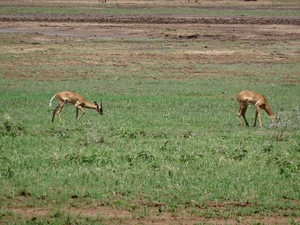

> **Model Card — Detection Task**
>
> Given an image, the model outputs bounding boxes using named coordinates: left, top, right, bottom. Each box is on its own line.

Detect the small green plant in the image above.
left=65, top=151, right=99, bottom=165
left=0, top=114, right=25, bottom=137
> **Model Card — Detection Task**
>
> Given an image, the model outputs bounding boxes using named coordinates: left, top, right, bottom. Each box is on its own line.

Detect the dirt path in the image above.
left=1, top=15, right=300, bottom=41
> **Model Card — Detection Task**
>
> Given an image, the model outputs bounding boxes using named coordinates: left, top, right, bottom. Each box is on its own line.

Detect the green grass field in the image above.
left=1, top=1, right=300, bottom=224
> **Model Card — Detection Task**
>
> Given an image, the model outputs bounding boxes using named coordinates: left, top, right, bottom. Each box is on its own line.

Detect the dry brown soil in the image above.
left=1, top=1, right=300, bottom=224
left=5, top=196, right=300, bottom=225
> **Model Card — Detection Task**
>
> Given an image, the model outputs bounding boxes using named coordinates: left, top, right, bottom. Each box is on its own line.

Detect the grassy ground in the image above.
left=1, top=1, right=300, bottom=224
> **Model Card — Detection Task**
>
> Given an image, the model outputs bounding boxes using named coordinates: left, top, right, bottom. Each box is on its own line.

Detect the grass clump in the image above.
left=0, top=114, right=25, bottom=137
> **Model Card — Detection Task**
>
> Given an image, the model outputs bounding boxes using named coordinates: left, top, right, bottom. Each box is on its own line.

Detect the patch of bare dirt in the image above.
left=1, top=14, right=300, bottom=25
left=1, top=16, right=300, bottom=43
left=7, top=201, right=300, bottom=225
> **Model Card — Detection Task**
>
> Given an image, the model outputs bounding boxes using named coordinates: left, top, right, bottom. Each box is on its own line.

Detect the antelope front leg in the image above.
left=237, top=114, right=243, bottom=126
left=237, top=107, right=244, bottom=126
left=75, top=106, right=85, bottom=121
left=258, top=112, right=262, bottom=128
left=255, top=103, right=264, bottom=127
left=255, top=107, right=262, bottom=128
left=254, top=110, right=258, bottom=127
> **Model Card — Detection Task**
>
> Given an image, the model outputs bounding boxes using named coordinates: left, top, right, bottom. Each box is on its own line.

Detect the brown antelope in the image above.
left=236, top=90, right=279, bottom=128
left=49, top=91, right=103, bottom=122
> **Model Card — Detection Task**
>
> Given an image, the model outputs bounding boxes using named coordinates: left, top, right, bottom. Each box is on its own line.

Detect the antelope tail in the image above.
left=49, top=94, right=56, bottom=107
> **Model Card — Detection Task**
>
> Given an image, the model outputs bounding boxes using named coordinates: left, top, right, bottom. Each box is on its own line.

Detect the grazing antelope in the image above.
left=49, top=91, right=103, bottom=122
left=236, top=90, right=279, bottom=128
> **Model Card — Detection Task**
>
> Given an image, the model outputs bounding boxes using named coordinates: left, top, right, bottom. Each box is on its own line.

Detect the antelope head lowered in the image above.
left=49, top=91, right=103, bottom=122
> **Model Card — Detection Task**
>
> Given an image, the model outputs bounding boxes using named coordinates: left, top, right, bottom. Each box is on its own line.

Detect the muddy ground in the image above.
left=1, top=14, right=300, bottom=41
left=1, top=1, right=300, bottom=224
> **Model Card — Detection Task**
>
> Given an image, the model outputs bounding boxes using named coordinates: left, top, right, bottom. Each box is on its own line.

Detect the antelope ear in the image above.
left=94, top=101, right=98, bottom=105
